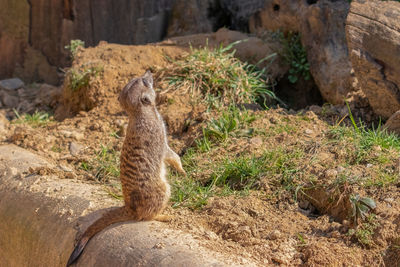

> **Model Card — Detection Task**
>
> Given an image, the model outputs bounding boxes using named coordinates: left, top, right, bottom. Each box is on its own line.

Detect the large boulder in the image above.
left=249, top=0, right=353, bottom=104
left=346, top=0, right=400, bottom=119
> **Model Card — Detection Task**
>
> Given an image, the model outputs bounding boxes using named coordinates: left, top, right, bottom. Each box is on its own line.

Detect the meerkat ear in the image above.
left=142, top=70, right=153, bottom=88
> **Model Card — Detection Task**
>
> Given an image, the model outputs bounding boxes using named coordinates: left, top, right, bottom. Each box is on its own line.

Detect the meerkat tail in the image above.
left=164, top=147, right=186, bottom=175
left=66, top=207, right=134, bottom=266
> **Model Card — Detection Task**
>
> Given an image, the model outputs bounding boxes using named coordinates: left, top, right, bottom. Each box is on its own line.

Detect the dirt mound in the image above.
left=55, top=42, right=187, bottom=120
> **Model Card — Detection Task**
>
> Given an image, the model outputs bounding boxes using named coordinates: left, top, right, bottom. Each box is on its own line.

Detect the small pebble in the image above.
left=304, top=129, right=314, bottom=135
left=268, top=229, right=282, bottom=240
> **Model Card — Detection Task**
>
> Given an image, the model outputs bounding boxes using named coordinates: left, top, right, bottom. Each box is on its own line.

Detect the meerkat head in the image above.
left=118, top=70, right=156, bottom=114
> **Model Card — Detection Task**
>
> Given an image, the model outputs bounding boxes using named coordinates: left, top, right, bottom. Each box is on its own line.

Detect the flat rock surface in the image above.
left=0, top=78, right=24, bottom=91
left=0, top=144, right=254, bottom=267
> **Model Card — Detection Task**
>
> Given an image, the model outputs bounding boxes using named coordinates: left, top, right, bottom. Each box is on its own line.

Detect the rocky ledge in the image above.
left=0, top=144, right=253, bottom=267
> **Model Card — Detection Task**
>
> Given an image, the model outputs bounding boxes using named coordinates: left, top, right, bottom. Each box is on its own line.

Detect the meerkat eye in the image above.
left=140, top=94, right=151, bottom=105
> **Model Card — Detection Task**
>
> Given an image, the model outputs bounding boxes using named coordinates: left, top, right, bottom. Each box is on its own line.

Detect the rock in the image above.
left=384, top=110, right=400, bottom=135
left=346, top=1, right=400, bottom=119
left=69, top=142, right=84, bottom=156
left=59, top=164, right=73, bottom=172
left=268, top=229, right=282, bottom=240
left=0, top=78, right=24, bottom=90
left=0, top=144, right=254, bottom=266
left=166, top=0, right=213, bottom=37
left=304, top=129, right=313, bottom=135
left=1, top=0, right=176, bottom=83
left=318, top=152, right=332, bottom=162
left=60, top=130, right=85, bottom=141
left=336, top=166, right=345, bottom=173
left=167, top=28, right=289, bottom=80
left=167, top=0, right=265, bottom=37
left=249, top=0, right=353, bottom=104
left=325, top=169, right=338, bottom=179
left=250, top=137, right=263, bottom=146
left=308, top=105, right=322, bottom=115
left=0, top=91, right=19, bottom=108
left=36, top=84, right=62, bottom=107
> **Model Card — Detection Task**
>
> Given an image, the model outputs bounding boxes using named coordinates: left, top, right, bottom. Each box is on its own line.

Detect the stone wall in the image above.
left=0, top=0, right=175, bottom=84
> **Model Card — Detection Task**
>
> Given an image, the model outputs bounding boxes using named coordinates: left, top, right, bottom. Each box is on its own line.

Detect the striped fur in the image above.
left=66, top=71, right=184, bottom=266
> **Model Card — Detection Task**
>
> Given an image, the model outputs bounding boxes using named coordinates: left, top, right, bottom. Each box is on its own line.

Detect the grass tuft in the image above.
left=67, top=66, right=103, bottom=91
left=13, top=110, right=53, bottom=128
left=162, top=41, right=279, bottom=107
left=81, top=145, right=120, bottom=183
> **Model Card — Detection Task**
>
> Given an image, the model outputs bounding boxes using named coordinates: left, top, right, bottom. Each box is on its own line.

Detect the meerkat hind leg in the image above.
left=165, top=147, right=186, bottom=175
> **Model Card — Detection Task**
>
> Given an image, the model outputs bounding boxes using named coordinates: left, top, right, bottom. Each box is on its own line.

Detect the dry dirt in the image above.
left=1, top=40, right=399, bottom=266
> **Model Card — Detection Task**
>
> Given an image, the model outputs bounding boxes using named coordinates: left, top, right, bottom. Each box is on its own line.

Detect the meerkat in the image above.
left=66, top=70, right=185, bottom=266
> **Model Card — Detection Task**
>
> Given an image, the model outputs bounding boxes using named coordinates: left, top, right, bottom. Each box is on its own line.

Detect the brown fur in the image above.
left=66, top=70, right=185, bottom=266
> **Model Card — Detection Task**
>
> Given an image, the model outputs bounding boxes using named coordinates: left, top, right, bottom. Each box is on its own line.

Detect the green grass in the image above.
left=81, top=145, right=120, bottom=183
left=65, top=39, right=85, bottom=59
left=162, top=41, right=279, bottom=108
left=325, top=105, right=400, bottom=189
left=348, top=214, right=379, bottom=247
left=170, top=145, right=305, bottom=209
left=170, top=102, right=399, bottom=211
left=13, top=110, right=53, bottom=128
left=67, top=66, right=103, bottom=91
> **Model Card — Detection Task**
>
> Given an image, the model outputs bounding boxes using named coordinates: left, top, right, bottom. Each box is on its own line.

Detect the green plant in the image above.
left=67, top=66, right=102, bottom=91
left=297, top=233, right=307, bottom=246
left=163, top=40, right=279, bottom=107
left=170, top=176, right=215, bottom=209
left=94, top=145, right=120, bottom=182
left=203, top=106, right=255, bottom=142
left=212, top=155, right=266, bottom=190
left=13, top=109, right=53, bottom=128
left=80, top=161, right=92, bottom=172
left=348, top=214, right=379, bottom=246
left=280, top=31, right=311, bottom=83
left=65, top=39, right=85, bottom=59
left=350, top=194, right=376, bottom=225
left=80, top=145, right=120, bottom=183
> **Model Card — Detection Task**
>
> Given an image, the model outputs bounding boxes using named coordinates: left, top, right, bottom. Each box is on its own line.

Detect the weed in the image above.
left=203, top=106, right=255, bottom=142
left=350, top=194, right=376, bottom=225
left=195, top=130, right=212, bottom=152
left=67, top=66, right=103, bottom=91
left=212, top=155, right=266, bottom=190
left=51, top=145, right=62, bottom=153
left=110, top=131, right=120, bottom=139
left=13, top=110, right=53, bottom=128
left=297, top=233, right=307, bottom=246
left=94, top=145, right=120, bottom=182
left=80, top=145, right=120, bottom=183
left=348, top=214, right=379, bottom=247
left=346, top=102, right=400, bottom=151
left=162, top=41, right=279, bottom=107
left=65, top=39, right=85, bottom=59
left=280, top=31, right=311, bottom=83
left=170, top=176, right=214, bottom=209
left=80, top=161, right=92, bottom=172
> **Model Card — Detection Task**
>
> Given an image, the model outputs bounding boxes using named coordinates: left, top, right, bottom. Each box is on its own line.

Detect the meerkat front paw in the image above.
left=165, top=147, right=186, bottom=176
